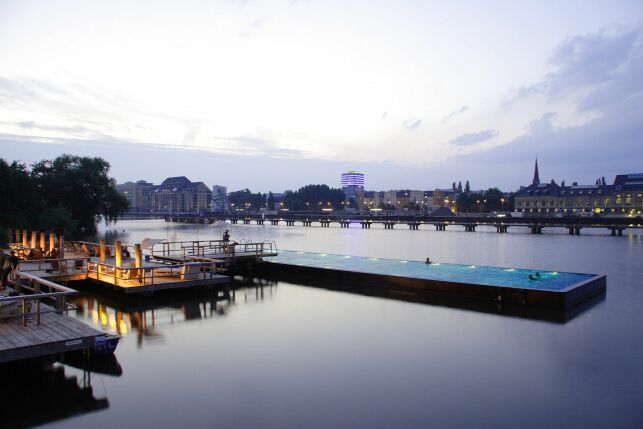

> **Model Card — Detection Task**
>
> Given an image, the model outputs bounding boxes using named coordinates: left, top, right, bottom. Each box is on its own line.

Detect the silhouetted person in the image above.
left=1, top=251, right=19, bottom=290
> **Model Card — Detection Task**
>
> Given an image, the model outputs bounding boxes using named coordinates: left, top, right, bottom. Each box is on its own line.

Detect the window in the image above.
left=616, top=194, right=622, bottom=205
left=625, top=194, right=632, bottom=205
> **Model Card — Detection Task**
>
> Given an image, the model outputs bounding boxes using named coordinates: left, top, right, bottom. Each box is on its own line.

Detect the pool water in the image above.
left=268, top=250, right=596, bottom=291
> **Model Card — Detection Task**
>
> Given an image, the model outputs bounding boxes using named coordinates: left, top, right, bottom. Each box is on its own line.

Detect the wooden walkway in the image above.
left=0, top=303, right=104, bottom=364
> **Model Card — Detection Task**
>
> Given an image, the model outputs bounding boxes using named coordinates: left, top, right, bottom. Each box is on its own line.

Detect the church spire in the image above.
left=532, top=158, right=540, bottom=185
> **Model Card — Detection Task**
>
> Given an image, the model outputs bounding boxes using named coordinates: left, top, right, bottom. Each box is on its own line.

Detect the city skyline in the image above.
left=1, top=1, right=642, bottom=191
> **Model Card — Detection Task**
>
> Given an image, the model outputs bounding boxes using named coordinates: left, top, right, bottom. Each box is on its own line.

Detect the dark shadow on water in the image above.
left=254, top=272, right=605, bottom=324
left=0, top=357, right=109, bottom=429
left=65, top=278, right=277, bottom=347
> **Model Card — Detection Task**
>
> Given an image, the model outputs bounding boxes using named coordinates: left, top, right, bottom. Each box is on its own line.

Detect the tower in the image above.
left=532, top=159, right=540, bottom=186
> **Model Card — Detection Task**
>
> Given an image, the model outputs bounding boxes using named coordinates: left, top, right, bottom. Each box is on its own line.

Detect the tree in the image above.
left=0, top=159, right=43, bottom=228
left=465, top=180, right=470, bottom=193
left=283, top=184, right=345, bottom=210
left=482, top=188, right=505, bottom=212
left=456, top=192, right=475, bottom=213
left=30, top=155, right=128, bottom=233
left=267, top=192, right=275, bottom=210
left=228, top=189, right=266, bottom=210
left=458, top=181, right=463, bottom=193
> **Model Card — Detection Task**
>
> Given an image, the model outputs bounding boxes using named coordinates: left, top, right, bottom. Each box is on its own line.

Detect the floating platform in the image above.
left=258, top=251, right=606, bottom=310
left=17, top=254, right=230, bottom=294
left=0, top=303, right=105, bottom=364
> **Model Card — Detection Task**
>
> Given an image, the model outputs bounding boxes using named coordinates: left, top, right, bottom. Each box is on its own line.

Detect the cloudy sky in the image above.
left=1, top=0, right=641, bottom=192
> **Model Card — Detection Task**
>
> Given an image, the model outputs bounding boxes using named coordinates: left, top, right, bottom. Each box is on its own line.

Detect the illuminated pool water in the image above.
left=267, top=250, right=596, bottom=291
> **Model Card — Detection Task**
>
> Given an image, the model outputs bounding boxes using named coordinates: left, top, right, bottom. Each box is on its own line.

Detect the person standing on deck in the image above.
left=1, top=250, right=19, bottom=290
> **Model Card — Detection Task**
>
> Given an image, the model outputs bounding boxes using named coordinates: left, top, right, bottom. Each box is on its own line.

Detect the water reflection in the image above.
left=69, top=278, right=278, bottom=347
left=0, top=359, right=109, bottom=429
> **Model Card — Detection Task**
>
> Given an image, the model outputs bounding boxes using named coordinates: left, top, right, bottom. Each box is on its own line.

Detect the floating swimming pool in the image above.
left=267, top=250, right=593, bottom=291
left=261, top=250, right=606, bottom=310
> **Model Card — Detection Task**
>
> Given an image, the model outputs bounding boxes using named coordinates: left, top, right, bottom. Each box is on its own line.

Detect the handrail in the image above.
left=1, top=270, right=78, bottom=326
left=86, top=260, right=221, bottom=287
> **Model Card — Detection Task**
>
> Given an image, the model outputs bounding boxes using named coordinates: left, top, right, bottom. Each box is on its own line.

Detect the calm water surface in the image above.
left=29, top=220, right=643, bottom=428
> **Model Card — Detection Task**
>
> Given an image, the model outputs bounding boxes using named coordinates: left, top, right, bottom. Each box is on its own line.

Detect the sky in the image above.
left=0, top=0, right=642, bottom=192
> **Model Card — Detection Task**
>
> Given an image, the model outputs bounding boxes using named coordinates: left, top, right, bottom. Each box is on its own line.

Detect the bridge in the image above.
left=165, top=212, right=642, bottom=236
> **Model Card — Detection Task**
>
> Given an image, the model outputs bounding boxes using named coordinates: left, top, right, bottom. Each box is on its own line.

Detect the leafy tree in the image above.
left=465, top=180, right=470, bottom=193
left=267, top=192, right=275, bottom=210
left=482, top=188, right=505, bottom=212
left=228, top=189, right=266, bottom=210
left=0, top=159, right=44, bottom=228
left=38, top=205, right=78, bottom=232
left=30, top=155, right=128, bottom=232
left=282, top=184, right=345, bottom=210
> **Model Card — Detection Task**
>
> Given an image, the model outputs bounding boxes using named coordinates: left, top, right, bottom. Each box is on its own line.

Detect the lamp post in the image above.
left=501, top=198, right=505, bottom=211
left=476, top=199, right=481, bottom=213
left=483, top=199, right=487, bottom=213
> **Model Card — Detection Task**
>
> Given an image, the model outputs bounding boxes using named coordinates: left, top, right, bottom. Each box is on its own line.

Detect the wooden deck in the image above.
left=0, top=303, right=105, bottom=364
left=17, top=252, right=231, bottom=294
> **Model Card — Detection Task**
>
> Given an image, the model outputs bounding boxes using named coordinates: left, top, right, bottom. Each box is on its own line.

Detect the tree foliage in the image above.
left=228, top=189, right=266, bottom=210
left=283, top=184, right=345, bottom=210
left=0, top=155, right=128, bottom=234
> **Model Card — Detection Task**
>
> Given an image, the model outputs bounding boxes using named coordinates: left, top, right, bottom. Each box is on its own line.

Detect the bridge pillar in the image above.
left=271, top=220, right=279, bottom=225
left=257, top=220, right=264, bottom=225
left=231, top=219, right=238, bottom=224
left=618, top=228, right=624, bottom=236
left=243, top=219, right=250, bottom=224
left=575, top=227, right=581, bottom=235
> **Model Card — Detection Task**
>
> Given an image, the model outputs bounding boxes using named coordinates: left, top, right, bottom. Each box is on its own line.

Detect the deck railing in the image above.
left=150, top=240, right=277, bottom=263
left=85, top=260, right=222, bottom=287
left=1, top=271, right=78, bottom=326
left=17, top=257, right=92, bottom=275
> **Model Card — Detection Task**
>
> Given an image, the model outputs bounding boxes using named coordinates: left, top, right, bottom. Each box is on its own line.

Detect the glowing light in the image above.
left=344, top=256, right=351, bottom=259
left=320, top=253, right=327, bottom=256
left=370, top=258, right=379, bottom=261
left=400, top=260, right=408, bottom=263
left=469, top=265, right=476, bottom=268
left=506, top=268, right=515, bottom=272
left=551, top=272, right=558, bottom=275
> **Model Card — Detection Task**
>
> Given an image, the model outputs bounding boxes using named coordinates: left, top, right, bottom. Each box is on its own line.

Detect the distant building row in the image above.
left=514, top=161, right=643, bottom=215
left=117, top=177, right=220, bottom=213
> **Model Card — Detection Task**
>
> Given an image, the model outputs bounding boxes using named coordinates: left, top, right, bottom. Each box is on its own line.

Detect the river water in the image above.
left=23, top=220, right=643, bottom=428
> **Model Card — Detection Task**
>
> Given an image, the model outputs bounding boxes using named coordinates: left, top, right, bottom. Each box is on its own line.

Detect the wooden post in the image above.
left=100, top=240, right=106, bottom=263
left=115, top=240, right=122, bottom=268
left=15, top=229, right=20, bottom=243
left=49, top=233, right=56, bottom=253
left=39, top=231, right=46, bottom=251
left=22, top=230, right=28, bottom=247
left=134, top=243, right=142, bottom=283
left=59, top=235, right=65, bottom=258
left=31, top=231, right=37, bottom=248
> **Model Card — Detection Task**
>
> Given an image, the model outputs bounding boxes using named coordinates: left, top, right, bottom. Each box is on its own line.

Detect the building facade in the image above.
left=149, top=176, right=212, bottom=213
left=341, top=171, right=365, bottom=202
left=514, top=162, right=643, bottom=215
left=116, top=180, right=155, bottom=212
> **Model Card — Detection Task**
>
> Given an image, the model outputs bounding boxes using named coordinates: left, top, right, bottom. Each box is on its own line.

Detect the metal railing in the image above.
left=150, top=240, right=277, bottom=263
left=17, top=257, right=91, bottom=275
left=1, top=271, right=78, bottom=326
left=85, top=260, right=223, bottom=287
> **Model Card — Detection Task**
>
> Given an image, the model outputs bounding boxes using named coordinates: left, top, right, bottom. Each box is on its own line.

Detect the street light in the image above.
left=501, top=198, right=505, bottom=211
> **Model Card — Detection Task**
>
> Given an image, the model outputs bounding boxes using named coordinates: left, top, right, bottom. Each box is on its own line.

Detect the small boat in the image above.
left=92, top=334, right=121, bottom=355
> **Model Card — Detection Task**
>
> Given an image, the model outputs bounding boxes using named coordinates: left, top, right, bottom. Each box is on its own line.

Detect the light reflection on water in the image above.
left=29, top=220, right=643, bottom=429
